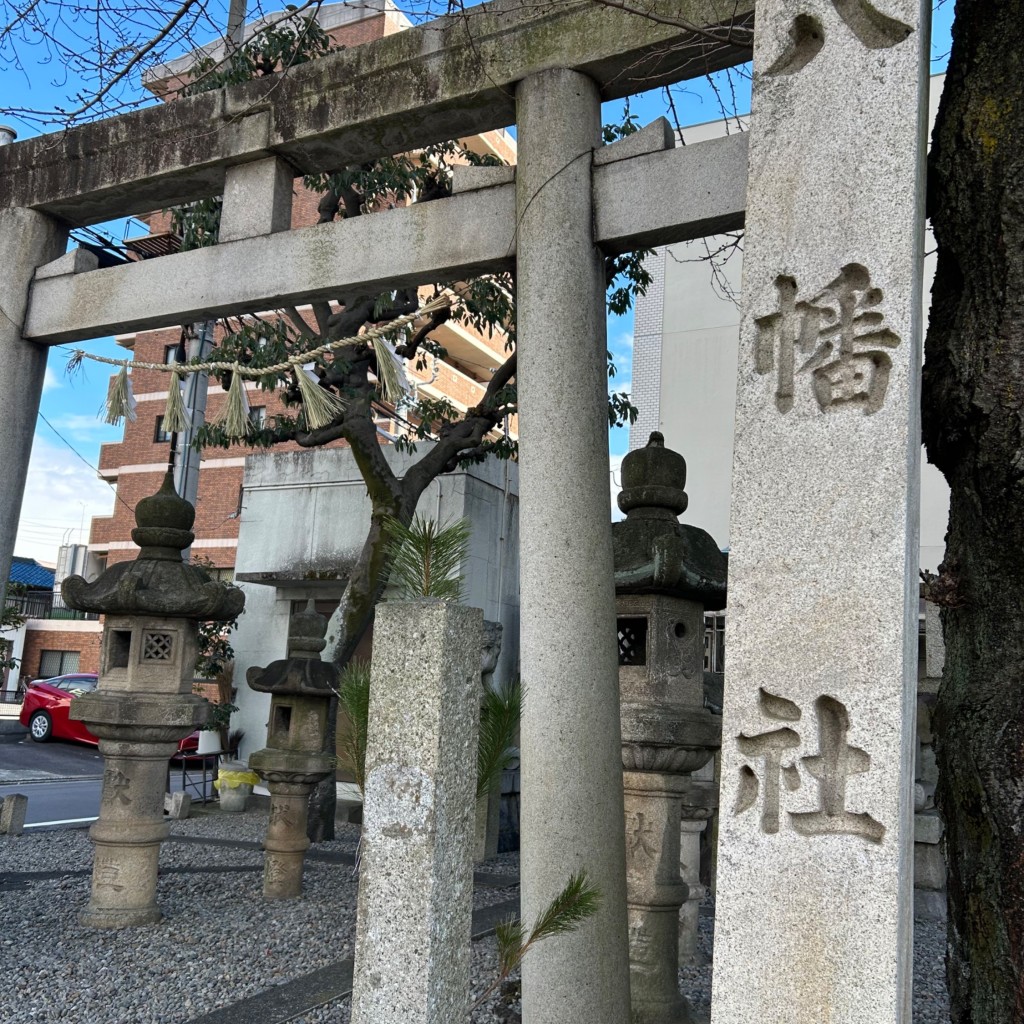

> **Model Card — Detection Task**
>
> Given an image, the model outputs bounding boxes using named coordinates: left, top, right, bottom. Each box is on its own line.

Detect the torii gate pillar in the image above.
left=516, top=68, right=632, bottom=1024
left=0, top=209, right=66, bottom=594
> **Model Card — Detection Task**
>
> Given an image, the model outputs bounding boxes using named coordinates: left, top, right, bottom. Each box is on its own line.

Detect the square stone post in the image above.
left=712, top=0, right=929, bottom=1021
left=0, top=208, right=67, bottom=594
left=515, top=68, right=631, bottom=1024
left=350, top=600, right=482, bottom=1024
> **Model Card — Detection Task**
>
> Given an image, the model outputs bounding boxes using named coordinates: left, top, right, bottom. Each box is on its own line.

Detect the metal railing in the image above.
left=6, top=592, right=99, bottom=621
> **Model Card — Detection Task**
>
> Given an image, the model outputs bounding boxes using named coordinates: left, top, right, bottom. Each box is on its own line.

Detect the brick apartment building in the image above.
left=87, top=0, right=517, bottom=578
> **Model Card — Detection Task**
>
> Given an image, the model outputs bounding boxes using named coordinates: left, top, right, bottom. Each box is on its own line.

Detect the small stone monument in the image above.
left=612, top=432, right=726, bottom=1024
left=62, top=472, right=243, bottom=928
left=351, top=598, right=482, bottom=1024
left=474, top=618, right=504, bottom=863
left=0, top=793, right=28, bottom=835
left=247, top=601, right=336, bottom=900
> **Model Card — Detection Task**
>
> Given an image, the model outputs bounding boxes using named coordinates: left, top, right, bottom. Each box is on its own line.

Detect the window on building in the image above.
left=154, top=415, right=172, bottom=443
left=38, top=650, right=81, bottom=678
left=249, top=406, right=267, bottom=430
left=164, top=343, right=182, bottom=365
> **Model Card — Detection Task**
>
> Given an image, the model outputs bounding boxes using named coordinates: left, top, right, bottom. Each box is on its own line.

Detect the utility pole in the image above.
left=170, top=0, right=247, bottom=552
left=171, top=321, right=216, bottom=559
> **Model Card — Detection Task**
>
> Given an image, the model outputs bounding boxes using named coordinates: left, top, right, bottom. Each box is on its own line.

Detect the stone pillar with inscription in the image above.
left=613, top=433, right=727, bottom=1024
left=61, top=473, right=244, bottom=927
left=712, top=0, right=929, bottom=1018
left=247, top=601, right=336, bottom=900
left=350, top=600, right=482, bottom=1024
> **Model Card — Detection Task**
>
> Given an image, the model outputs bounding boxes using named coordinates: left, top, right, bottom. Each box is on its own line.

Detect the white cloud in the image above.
left=42, top=367, right=60, bottom=392
left=13, top=438, right=117, bottom=564
left=53, top=413, right=114, bottom=437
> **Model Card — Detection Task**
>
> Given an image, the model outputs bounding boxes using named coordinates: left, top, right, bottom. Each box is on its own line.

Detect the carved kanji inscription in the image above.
left=767, top=1, right=912, bottom=75
left=755, top=264, right=901, bottom=415
left=734, top=689, right=885, bottom=843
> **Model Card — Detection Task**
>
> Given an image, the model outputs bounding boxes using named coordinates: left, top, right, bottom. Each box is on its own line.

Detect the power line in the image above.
left=37, top=413, right=134, bottom=514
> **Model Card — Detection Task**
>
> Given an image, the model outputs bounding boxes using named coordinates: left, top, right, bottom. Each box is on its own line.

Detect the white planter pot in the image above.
left=197, top=730, right=221, bottom=754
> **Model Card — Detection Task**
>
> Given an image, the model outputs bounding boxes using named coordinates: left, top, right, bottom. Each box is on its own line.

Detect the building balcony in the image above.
left=7, top=591, right=99, bottom=622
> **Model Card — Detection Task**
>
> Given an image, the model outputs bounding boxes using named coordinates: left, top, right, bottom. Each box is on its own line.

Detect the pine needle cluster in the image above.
left=472, top=871, right=602, bottom=1011
left=336, top=659, right=372, bottom=794
left=477, top=677, right=522, bottom=800
left=382, top=514, right=471, bottom=602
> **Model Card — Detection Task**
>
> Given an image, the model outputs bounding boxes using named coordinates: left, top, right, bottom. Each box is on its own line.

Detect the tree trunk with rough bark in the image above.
left=923, top=0, right=1024, bottom=1019
left=306, top=498, right=410, bottom=843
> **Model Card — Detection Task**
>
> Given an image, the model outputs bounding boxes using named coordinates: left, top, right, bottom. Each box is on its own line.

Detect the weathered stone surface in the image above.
left=0, top=208, right=66, bottom=596
left=66, top=477, right=242, bottom=929
left=0, top=794, right=28, bottom=835
left=712, top=0, right=929, bottom=1017
left=624, top=771, right=693, bottom=1024
left=0, top=0, right=752, bottom=225
left=248, top=602, right=335, bottom=900
left=593, top=117, right=673, bottom=166
left=516, top=68, right=630, bottom=1024
left=62, top=473, right=243, bottom=620
left=612, top=434, right=727, bottom=608
left=475, top=619, right=504, bottom=863
left=351, top=600, right=481, bottom=1024
left=34, top=245, right=98, bottom=279
left=219, top=156, right=294, bottom=243
left=613, top=434, right=723, bottom=1021
left=925, top=600, right=945, bottom=679
left=914, top=812, right=943, bottom=845
left=914, top=842, right=946, bottom=891
left=164, top=791, right=191, bottom=819
left=25, top=135, right=746, bottom=346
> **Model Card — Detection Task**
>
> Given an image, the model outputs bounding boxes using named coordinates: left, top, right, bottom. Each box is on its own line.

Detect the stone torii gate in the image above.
left=0, top=0, right=929, bottom=1020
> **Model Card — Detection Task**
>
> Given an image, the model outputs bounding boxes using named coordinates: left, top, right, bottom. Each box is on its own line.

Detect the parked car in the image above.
left=19, top=674, right=200, bottom=751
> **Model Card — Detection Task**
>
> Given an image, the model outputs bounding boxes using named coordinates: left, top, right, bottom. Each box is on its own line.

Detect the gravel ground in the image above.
left=0, top=813, right=950, bottom=1024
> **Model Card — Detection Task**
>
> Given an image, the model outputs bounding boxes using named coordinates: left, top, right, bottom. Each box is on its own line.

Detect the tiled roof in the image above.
left=9, top=557, right=55, bottom=590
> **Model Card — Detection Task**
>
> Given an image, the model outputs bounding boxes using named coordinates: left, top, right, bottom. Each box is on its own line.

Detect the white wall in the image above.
left=2, top=622, right=26, bottom=694
left=631, top=75, right=950, bottom=572
left=228, top=445, right=519, bottom=759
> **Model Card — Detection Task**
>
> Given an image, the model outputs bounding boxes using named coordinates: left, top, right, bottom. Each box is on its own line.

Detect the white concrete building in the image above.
left=631, top=74, right=949, bottom=574
left=228, top=446, right=520, bottom=761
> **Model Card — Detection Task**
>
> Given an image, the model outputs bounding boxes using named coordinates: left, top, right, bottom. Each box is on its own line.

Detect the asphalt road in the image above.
left=0, top=729, right=213, bottom=829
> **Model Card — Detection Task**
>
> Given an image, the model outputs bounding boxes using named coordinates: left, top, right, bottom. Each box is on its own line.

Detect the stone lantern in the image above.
left=612, top=432, right=726, bottom=1024
left=62, top=472, right=244, bottom=928
left=246, top=601, right=336, bottom=899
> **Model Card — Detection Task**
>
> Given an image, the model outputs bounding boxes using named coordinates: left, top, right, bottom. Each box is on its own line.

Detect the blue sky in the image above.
left=6, top=1, right=955, bottom=561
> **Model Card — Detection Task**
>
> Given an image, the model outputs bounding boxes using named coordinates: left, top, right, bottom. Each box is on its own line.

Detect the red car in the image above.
left=20, top=673, right=199, bottom=752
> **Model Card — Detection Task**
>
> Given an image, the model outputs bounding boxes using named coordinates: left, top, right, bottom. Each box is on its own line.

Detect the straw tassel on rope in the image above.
left=214, top=367, right=251, bottom=438
left=162, top=369, right=190, bottom=433
left=295, top=363, right=348, bottom=430
left=104, top=365, right=137, bottom=425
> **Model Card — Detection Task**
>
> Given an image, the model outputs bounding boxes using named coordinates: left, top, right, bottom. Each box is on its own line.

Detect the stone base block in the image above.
left=914, top=812, right=943, bottom=845
left=0, top=793, right=28, bottom=834
left=914, top=889, right=947, bottom=921
left=219, top=786, right=251, bottom=812
left=914, top=842, right=946, bottom=891
left=164, top=792, right=191, bottom=819
left=79, top=903, right=163, bottom=929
